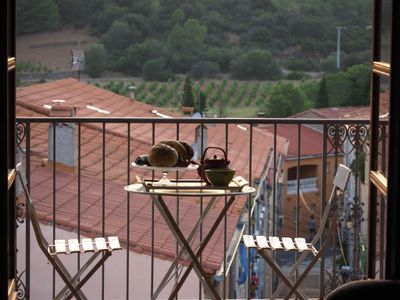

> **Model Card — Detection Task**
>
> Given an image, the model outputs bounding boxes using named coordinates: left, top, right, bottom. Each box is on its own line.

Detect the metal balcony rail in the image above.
left=287, top=177, right=318, bottom=195
left=13, top=117, right=387, bottom=300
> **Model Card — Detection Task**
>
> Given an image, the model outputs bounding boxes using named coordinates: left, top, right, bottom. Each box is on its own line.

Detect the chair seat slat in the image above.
left=294, top=238, right=311, bottom=251
left=282, top=237, right=297, bottom=251
left=68, top=239, right=81, bottom=253
left=55, top=240, right=67, bottom=254
left=269, top=236, right=283, bottom=249
left=243, top=235, right=257, bottom=248
left=255, top=236, right=270, bottom=249
left=95, top=238, right=108, bottom=251
left=82, top=238, right=95, bottom=252
left=108, top=236, right=122, bottom=250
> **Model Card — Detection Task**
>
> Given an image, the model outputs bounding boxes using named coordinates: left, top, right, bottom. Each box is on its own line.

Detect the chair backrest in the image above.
left=16, top=163, right=51, bottom=254
left=311, top=164, right=351, bottom=244
left=333, top=164, right=351, bottom=191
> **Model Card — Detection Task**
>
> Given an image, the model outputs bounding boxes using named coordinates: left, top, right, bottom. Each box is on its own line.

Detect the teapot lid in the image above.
left=206, top=155, right=224, bottom=161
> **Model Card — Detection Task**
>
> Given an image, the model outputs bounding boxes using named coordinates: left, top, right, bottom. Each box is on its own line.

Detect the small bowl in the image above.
left=205, top=168, right=236, bottom=186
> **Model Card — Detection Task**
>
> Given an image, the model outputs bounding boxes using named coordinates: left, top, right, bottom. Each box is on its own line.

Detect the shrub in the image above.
left=142, top=58, right=172, bottom=82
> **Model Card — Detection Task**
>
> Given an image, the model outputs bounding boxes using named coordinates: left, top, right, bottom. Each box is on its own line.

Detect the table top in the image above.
left=124, top=183, right=256, bottom=197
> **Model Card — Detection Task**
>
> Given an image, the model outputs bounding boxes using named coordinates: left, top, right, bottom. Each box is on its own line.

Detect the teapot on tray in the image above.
left=194, top=147, right=232, bottom=184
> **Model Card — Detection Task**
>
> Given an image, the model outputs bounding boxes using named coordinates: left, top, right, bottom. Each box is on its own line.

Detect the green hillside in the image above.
left=17, top=0, right=372, bottom=79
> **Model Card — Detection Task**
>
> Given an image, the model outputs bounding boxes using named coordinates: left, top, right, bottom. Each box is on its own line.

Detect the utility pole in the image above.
left=336, top=26, right=346, bottom=69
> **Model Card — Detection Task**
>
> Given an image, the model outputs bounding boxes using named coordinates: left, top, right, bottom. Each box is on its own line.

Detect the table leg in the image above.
left=152, top=196, right=218, bottom=300
left=169, top=195, right=237, bottom=299
left=152, top=195, right=221, bottom=300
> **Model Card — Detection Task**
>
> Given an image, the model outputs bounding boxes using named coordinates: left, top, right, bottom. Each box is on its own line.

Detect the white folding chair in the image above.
left=244, top=163, right=351, bottom=300
left=16, top=163, right=122, bottom=300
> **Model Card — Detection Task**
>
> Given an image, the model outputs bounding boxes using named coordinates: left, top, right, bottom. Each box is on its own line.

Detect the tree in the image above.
left=123, top=13, right=151, bottom=36
left=17, top=0, right=60, bottom=34
left=266, top=83, right=306, bottom=117
left=96, top=4, right=128, bottom=34
left=316, top=77, right=329, bottom=108
left=231, top=49, right=282, bottom=80
left=101, top=21, right=142, bottom=54
left=182, top=77, right=195, bottom=107
left=325, top=71, right=349, bottom=106
left=114, top=39, right=171, bottom=76
left=85, top=43, right=107, bottom=78
left=344, top=64, right=370, bottom=106
left=168, top=18, right=207, bottom=72
left=54, top=0, right=103, bottom=27
left=325, top=64, right=370, bottom=107
left=197, top=91, right=208, bottom=115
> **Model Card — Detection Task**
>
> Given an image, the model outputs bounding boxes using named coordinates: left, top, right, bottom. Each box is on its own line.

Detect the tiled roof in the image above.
left=292, top=91, right=389, bottom=120
left=16, top=78, right=287, bottom=272
left=293, top=106, right=371, bottom=119
left=260, top=124, right=329, bottom=158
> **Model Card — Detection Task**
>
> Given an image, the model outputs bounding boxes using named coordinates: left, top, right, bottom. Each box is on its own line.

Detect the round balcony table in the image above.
left=125, top=177, right=255, bottom=300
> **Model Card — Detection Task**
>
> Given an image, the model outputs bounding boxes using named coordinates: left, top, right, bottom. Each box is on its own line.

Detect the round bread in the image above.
left=160, top=140, right=187, bottom=160
left=148, top=143, right=178, bottom=167
left=178, top=141, right=194, bottom=161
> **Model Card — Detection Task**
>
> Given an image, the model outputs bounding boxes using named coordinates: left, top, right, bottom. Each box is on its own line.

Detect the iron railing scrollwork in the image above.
left=327, top=124, right=370, bottom=155
left=16, top=122, right=27, bottom=299
left=16, top=270, right=26, bottom=300
left=16, top=122, right=26, bottom=153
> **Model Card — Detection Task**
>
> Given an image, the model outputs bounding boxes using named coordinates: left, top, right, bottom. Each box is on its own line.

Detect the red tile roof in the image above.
left=17, top=78, right=287, bottom=272
left=260, top=124, right=330, bottom=159
left=292, top=91, right=389, bottom=120
left=293, top=106, right=371, bottom=119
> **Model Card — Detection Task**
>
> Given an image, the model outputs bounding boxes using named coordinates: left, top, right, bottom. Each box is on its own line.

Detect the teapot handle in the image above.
left=200, top=146, right=227, bottom=163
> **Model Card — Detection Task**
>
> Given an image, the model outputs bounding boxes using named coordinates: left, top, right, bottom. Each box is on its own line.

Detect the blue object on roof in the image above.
left=237, top=243, right=248, bottom=285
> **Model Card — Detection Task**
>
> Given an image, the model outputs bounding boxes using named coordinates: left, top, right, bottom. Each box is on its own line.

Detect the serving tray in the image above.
left=131, top=162, right=199, bottom=172
left=136, top=175, right=249, bottom=192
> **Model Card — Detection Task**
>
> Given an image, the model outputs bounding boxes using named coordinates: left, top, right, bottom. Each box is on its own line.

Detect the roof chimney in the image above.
left=48, top=105, right=77, bottom=173
left=128, top=85, right=136, bottom=100
left=194, top=125, right=208, bottom=160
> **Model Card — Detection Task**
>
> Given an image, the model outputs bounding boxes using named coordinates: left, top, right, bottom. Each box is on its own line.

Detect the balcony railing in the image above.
left=14, top=117, right=387, bottom=299
left=287, top=177, right=318, bottom=195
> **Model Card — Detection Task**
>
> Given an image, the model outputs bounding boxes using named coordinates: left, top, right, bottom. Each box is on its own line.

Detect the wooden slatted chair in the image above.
left=16, top=163, right=122, bottom=300
left=244, top=163, right=351, bottom=300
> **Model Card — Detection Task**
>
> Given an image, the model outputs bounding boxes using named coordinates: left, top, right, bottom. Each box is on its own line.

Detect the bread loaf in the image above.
left=178, top=141, right=194, bottom=161
left=160, top=140, right=187, bottom=159
left=148, top=143, right=178, bottom=167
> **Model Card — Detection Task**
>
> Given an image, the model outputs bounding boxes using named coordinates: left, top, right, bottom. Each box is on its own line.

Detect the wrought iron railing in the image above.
left=287, top=177, right=318, bottom=195
left=14, top=117, right=387, bottom=299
